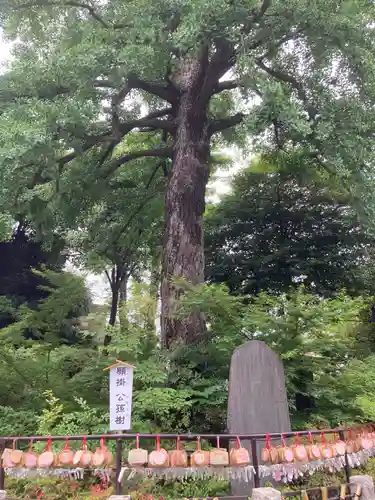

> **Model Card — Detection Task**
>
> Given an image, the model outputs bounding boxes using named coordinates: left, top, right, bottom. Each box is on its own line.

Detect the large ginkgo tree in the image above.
left=0, top=0, right=374, bottom=346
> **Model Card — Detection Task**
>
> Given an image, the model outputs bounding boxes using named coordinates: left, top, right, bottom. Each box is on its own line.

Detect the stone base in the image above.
left=108, top=496, right=131, bottom=500
left=252, top=487, right=282, bottom=500
left=350, top=475, right=375, bottom=500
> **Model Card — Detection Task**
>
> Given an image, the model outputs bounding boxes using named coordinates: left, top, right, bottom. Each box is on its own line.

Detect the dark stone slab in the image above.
left=227, top=340, right=291, bottom=495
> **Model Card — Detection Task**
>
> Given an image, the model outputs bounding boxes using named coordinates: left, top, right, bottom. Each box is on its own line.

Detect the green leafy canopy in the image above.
left=0, top=0, right=373, bottom=223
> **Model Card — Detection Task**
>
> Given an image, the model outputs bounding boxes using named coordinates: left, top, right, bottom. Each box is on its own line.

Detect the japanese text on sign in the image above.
left=109, top=365, right=133, bottom=430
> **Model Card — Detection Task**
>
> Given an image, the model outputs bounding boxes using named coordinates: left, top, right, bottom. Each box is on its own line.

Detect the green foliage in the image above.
left=129, top=477, right=229, bottom=499
left=66, top=150, right=165, bottom=280
left=205, top=156, right=375, bottom=296
left=0, top=406, right=38, bottom=437
left=36, top=390, right=108, bottom=442
left=0, top=212, right=14, bottom=241
left=175, top=282, right=374, bottom=427
left=0, top=0, right=374, bottom=347
left=0, top=224, right=66, bottom=329
left=0, top=282, right=196, bottom=438
left=1, top=4, right=375, bottom=498
left=2, top=266, right=90, bottom=345
left=0, top=0, right=373, bottom=187
left=6, top=476, right=113, bottom=499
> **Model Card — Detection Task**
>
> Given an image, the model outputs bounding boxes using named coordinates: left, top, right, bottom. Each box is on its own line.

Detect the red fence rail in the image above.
left=0, top=428, right=351, bottom=495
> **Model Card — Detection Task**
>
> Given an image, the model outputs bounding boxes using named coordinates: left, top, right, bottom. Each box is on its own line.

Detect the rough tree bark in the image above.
left=108, top=283, right=119, bottom=327
left=161, top=56, right=211, bottom=348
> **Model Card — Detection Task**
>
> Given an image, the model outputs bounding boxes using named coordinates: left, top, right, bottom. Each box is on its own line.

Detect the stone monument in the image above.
left=227, top=340, right=291, bottom=495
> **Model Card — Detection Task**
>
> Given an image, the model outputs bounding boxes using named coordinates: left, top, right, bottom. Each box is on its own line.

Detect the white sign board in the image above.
left=109, top=364, right=133, bottom=430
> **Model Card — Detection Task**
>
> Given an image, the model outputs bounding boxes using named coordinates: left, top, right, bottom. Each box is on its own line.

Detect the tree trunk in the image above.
left=119, top=273, right=129, bottom=332
left=104, top=270, right=120, bottom=346
left=147, top=255, right=160, bottom=333
left=119, top=274, right=128, bottom=304
left=161, top=59, right=210, bottom=347
left=108, top=283, right=119, bottom=327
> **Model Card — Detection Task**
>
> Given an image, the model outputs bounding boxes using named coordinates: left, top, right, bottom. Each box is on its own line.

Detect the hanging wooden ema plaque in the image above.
left=104, top=359, right=135, bottom=431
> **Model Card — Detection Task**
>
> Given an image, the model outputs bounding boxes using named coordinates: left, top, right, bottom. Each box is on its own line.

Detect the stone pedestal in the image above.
left=350, top=475, right=375, bottom=500
left=108, top=496, right=131, bottom=500
left=0, top=491, right=5, bottom=500
left=252, top=487, right=282, bottom=500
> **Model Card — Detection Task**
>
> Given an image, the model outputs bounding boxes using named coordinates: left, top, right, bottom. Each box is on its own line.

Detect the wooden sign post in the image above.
left=104, top=360, right=135, bottom=431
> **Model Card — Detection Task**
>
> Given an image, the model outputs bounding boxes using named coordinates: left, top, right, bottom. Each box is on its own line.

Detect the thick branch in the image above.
left=257, top=60, right=318, bottom=121
left=101, top=147, right=172, bottom=178
left=13, top=1, right=110, bottom=28
left=105, top=269, right=114, bottom=287
left=0, top=79, right=117, bottom=103
left=93, top=79, right=117, bottom=88
left=202, top=39, right=237, bottom=99
left=202, top=1, right=273, bottom=100
left=111, top=83, right=132, bottom=109
left=110, top=83, right=133, bottom=144
left=57, top=107, right=172, bottom=168
left=58, top=134, right=110, bottom=168
left=213, top=80, right=239, bottom=95
left=209, top=113, right=245, bottom=135
left=129, top=75, right=179, bottom=103
left=258, top=0, right=272, bottom=19
left=0, top=85, right=71, bottom=102
left=136, top=117, right=174, bottom=132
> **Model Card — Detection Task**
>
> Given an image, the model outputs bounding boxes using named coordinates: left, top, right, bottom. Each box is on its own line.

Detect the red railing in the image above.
left=0, top=428, right=351, bottom=495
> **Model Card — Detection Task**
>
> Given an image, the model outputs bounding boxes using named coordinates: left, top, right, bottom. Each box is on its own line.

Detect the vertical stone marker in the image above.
left=227, top=340, right=291, bottom=495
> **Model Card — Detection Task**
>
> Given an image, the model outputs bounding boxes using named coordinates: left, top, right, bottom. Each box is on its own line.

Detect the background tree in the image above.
left=0, top=0, right=374, bottom=345
left=0, top=222, right=67, bottom=328
left=3, top=267, right=91, bottom=345
left=205, top=157, right=375, bottom=296
left=66, top=151, right=165, bottom=339
left=176, top=283, right=372, bottom=428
